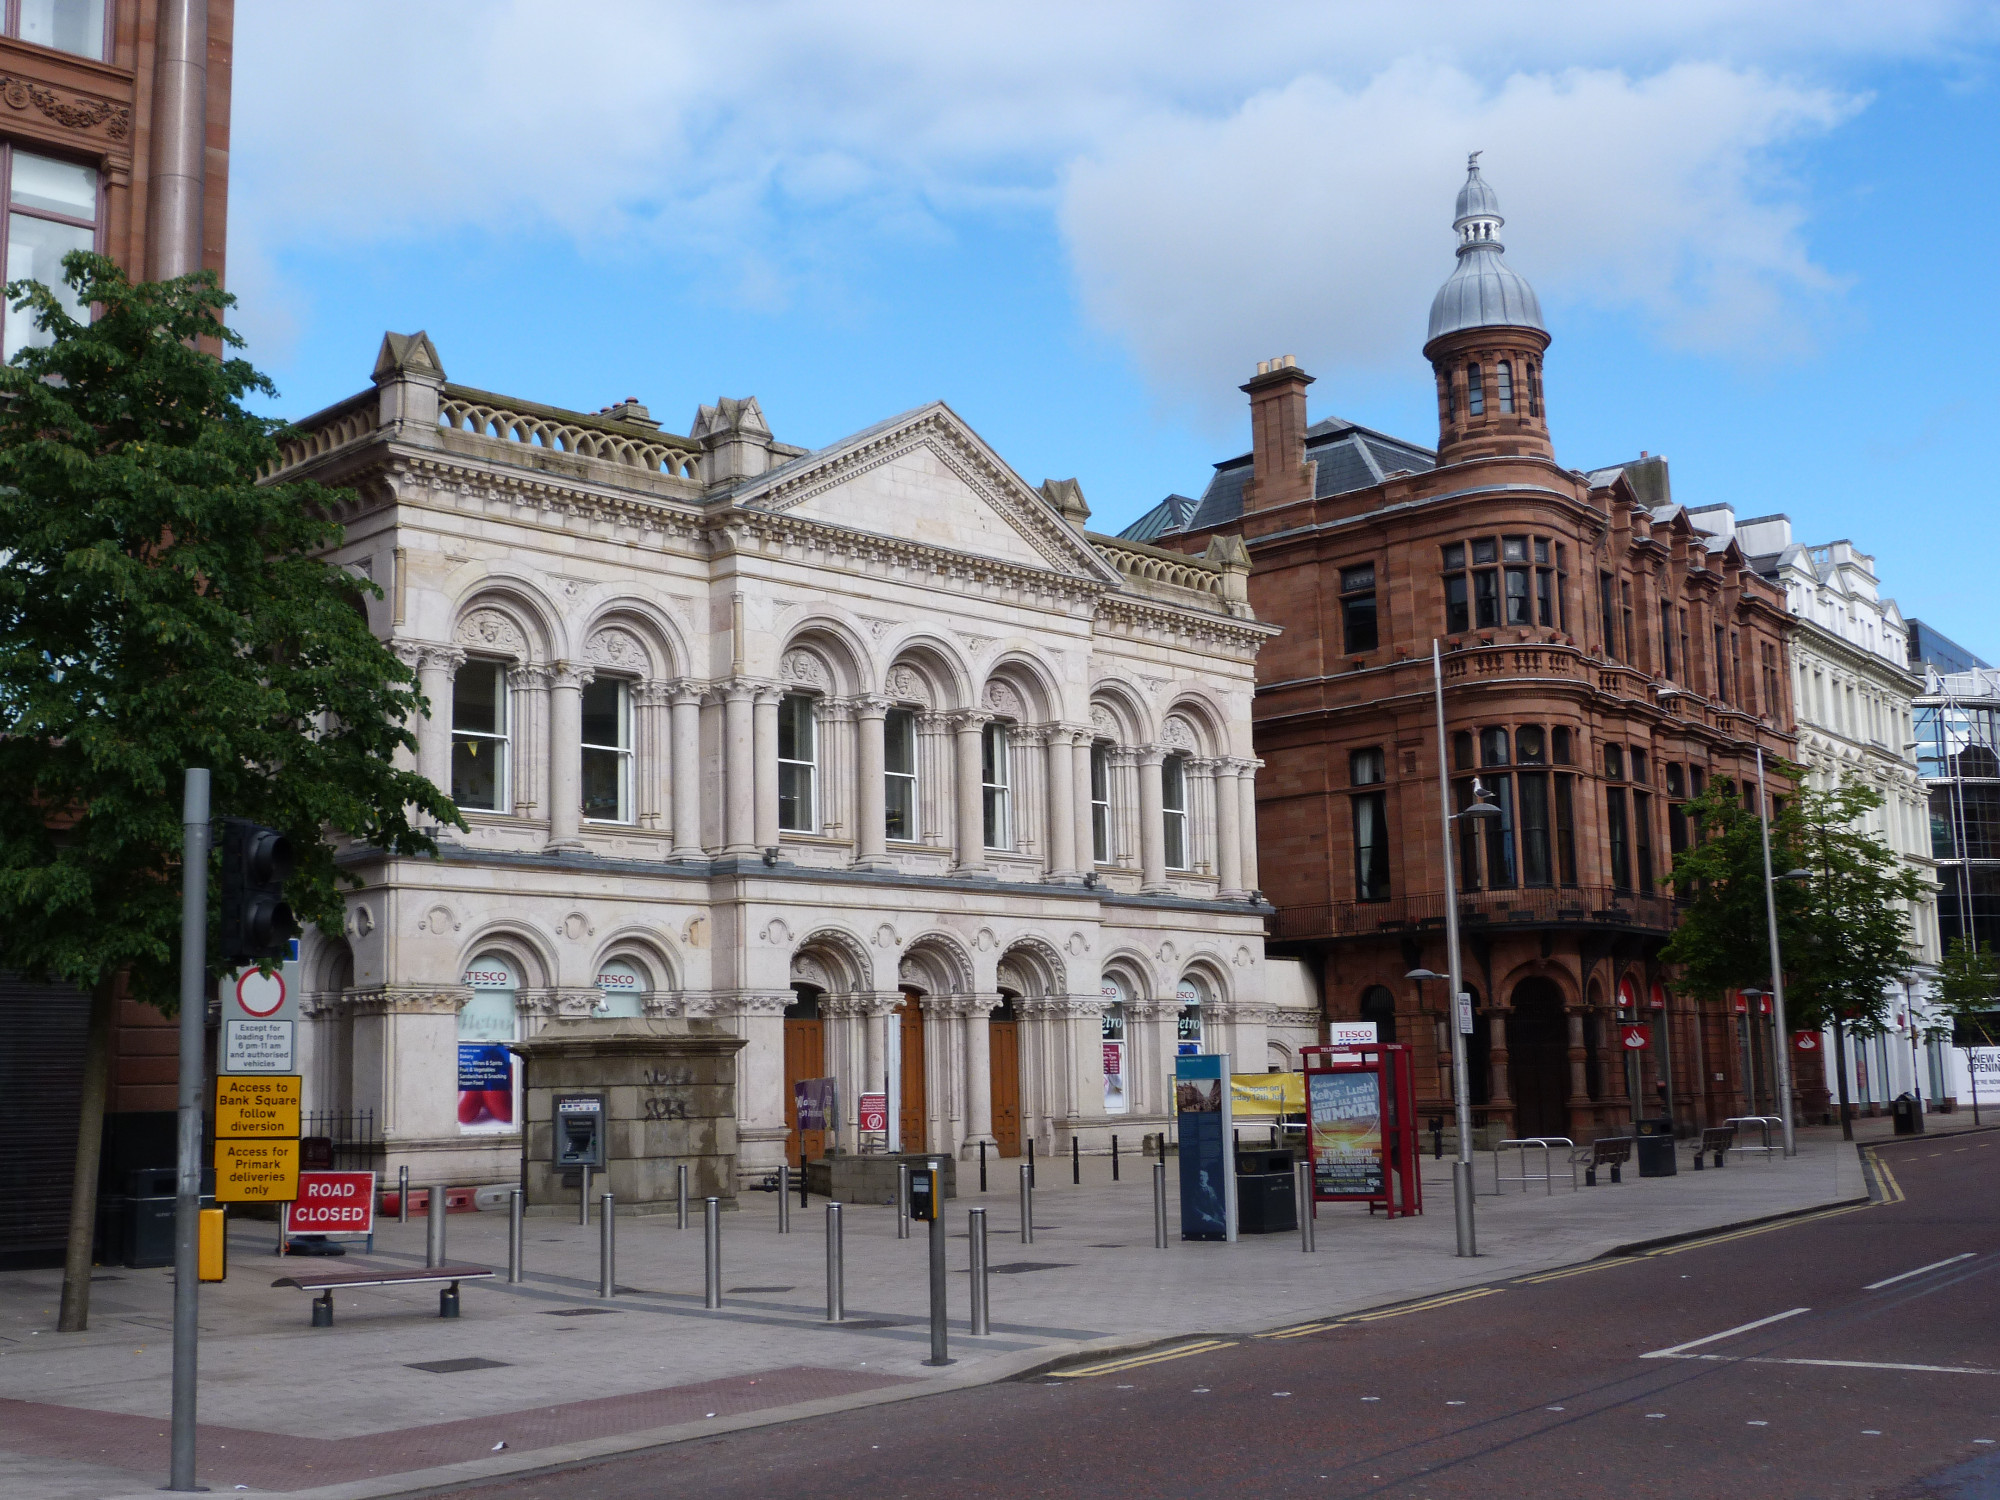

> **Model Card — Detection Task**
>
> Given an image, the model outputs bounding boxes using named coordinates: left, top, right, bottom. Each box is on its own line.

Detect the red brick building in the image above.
left=1130, top=158, right=1802, bottom=1142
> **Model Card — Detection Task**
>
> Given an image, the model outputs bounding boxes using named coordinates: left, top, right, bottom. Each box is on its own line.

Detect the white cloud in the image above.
left=232, top=1, right=1992, bottom=384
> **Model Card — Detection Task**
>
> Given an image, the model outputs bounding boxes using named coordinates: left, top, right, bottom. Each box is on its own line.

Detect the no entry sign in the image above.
left=858, top=1092, right=887, bottom=1132
left=1620, top=1023, right=1651, bottom=1050
left=285, top=1172, right=377, bottom=1235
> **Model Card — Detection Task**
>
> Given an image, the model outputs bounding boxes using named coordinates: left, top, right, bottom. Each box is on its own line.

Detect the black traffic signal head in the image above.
left=219, top=817, right=298, bottom=966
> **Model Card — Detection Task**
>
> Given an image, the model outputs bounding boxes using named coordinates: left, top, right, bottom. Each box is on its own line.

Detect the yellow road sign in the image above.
left=215, top=1075, right=301, bottom=1139
left=215, top=1138, right=299, bottom=1202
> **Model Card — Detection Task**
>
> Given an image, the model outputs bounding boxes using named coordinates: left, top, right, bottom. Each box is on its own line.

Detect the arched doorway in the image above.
left=989, top=995, right=1021, bottom=1157
left=1360, top=985, right=1397, bottom=1044
left=1507, top=977, right=1569, bottom=1138
left=783, top=985, right=825, bottom=1162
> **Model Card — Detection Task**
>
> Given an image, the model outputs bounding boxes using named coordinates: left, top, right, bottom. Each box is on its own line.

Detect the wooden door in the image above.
left=989, top=1019, right=1022, bottom=1157
left=899, top=998, right=928, bottom=1151
left=783, top=1018, right=825, bottom=1163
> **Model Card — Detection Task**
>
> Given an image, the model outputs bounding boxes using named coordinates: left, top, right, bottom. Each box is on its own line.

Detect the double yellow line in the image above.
left=1256, top=1286, right=1506, bottom=1343
left=1046, top=1338, right=1237, bottom=1379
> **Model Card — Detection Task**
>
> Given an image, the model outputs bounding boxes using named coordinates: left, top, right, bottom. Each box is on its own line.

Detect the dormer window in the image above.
left=1467, top=364, right=1485, bottom=417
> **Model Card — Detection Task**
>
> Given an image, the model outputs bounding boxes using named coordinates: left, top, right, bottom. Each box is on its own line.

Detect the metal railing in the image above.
left=1274, top=885, right=1676, bottom=942
left=301, top=1110, right=378, bottom=1170
left=1723, top=1116, right=1783, bottom=1163
left=1491, top=1137, right=1575, bottom=1195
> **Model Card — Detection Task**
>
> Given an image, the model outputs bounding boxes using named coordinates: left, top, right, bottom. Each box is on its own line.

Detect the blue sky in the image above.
left=233, top=3, right=2000, bottom=656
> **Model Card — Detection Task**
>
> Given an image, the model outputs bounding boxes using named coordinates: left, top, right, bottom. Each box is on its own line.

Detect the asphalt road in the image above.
left=442, top=1133, right=2000, bottom=1500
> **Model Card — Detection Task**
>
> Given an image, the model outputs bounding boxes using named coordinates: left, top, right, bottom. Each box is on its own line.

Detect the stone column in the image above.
left=633, top=680, right=670, bottom=830
left=1214, top=758, right=1244, bottom=897
left=723, top=681, right=756, bottom=853
left=854, top=695, right=890, bottom=868
left=1137, top=746, right=1169, bottom=893
left=546, top=662, right=592, bottom=850
left=508, top=664, right=552, bottom=821
left=1488, top=1011, right=1512, bottom=1128
left=1565, top=1007, right=1592, bottom=1138
left=1071, top=731, right=1097, bottom=872
left=951, top=709, right=991, bottom=874
left=1045, top=728, right=1078, bottom=880
left=413, top=645, right=463, bottom=792
left=1238, top=759, right=1262, bottom=894
left=754, top=686, right=782, bottom=849
left=669, top=681, right=705, bottom=858
left=962, top=995, right=998, bottom=1157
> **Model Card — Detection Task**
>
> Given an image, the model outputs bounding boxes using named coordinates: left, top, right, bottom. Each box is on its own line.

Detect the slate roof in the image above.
left=1120, top=417, right=1437, bottom=541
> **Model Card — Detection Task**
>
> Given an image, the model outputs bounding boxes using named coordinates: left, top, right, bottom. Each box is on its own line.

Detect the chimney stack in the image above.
left=1240, top=355, right=1315, bottom=514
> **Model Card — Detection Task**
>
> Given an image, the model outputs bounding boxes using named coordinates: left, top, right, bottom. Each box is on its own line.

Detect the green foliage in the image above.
left=0, top=253, right=462, bottom=1010
left=1933, top=936, right=1999, bottom=1046
left=1662, top=765, right=1928, bottom=1034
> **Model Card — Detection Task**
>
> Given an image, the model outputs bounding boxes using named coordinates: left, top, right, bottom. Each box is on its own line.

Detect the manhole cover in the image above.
left=727, top=1286, right=795, bottom=1293
left=542, top=1308, right=617, bottom=1317
left=987, top=1262, right=1073, bottom=1275
left=407, top=1357, right=511, bottom=1374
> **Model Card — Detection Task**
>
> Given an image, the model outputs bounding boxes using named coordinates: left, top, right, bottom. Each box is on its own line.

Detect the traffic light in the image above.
left=219, top=817, right=297, bottom=966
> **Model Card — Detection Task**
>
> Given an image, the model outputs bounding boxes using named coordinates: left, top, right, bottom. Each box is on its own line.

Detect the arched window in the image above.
left=1360, top=984, right=1397, bottom=1045
left=1439, top=370, right=1455, bottom=421
left=982, top=721, right=1012, bottom=848
left=458, top=955, right=519, bottom=1133
left=1162, top=754, right=1190, bottom=870
left=884, top=707, right=918, bottom=841
left=1467, top=364, right=1485, bottom=417
left=1100, top=974, right=1130, bottom=1116
left=1496, top=361, right=1515, bottom=414
left=581, top=678, right=633, bottom=823
left=1176, top=973, right=1210, bottom=1056
left=1090, top=742, right=1113, bottom=864
left=778, top=692, right=818, bottom=833
left=593, top=957, right=647, bottom=1018
left=452, top=662, right=511, bottom=812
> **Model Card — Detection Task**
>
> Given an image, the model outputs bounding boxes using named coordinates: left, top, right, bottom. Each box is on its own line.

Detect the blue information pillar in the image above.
left=1174, top=1053, right=1235, bottom=1242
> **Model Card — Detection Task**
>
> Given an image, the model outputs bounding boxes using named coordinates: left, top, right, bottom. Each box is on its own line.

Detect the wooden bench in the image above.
left=1689, top=1125, right=1736, bottom=1169
left=272, top=1262, right=494, bottom=1327
left=1569, top=1137, right=1632, bottom=1186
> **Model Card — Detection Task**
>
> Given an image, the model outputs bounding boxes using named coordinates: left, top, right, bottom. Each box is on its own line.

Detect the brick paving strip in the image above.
left=0, top=1365, right=917, bottom=1492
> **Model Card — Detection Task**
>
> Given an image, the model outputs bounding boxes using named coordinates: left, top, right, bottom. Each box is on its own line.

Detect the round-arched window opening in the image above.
left=594, top=957, right=647, bottom=1019
left=459, top=954, right=519, bottom=1133
left=1361, top=984, right=1397, bottom=1045
left=1176, top=973, right=1211, bottom=1056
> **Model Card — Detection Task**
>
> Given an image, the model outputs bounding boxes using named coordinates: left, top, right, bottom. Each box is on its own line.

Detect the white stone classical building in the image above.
left=1720, top=511, right=1955, bottom=1111
left=277, top=332, right=1314, bottom=1187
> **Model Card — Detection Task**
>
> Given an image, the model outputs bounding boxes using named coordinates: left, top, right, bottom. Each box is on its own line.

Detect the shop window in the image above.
left=1101, top=974, right=1130, bottom=1115
left=593, top=958, right=647, bottom=1018
left=1176, top=975, right=1208, bottom=1055
left=451, top=661, right=510, bottom=813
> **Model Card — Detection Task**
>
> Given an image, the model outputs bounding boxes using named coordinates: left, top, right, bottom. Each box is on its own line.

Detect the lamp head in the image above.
left=1406, top=968, right=1442, bottom=982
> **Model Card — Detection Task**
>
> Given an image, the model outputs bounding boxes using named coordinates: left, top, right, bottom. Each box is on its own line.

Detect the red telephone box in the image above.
left=1300, top=1043, right=1421, bottom=1220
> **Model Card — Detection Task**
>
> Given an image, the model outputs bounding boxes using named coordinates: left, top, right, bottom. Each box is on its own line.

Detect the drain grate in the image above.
left=542, top=1308, right=617, bottom=1317
left=727, top=1285, right=795, bottom=1293
left=987, top=1262, right=1073, bottom=1275
left=406, top=1357, right=511, bottom=1374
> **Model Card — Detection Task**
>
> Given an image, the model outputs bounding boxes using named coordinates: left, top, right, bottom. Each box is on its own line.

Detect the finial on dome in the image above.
left=1467, top=149, right=1482, bottom=172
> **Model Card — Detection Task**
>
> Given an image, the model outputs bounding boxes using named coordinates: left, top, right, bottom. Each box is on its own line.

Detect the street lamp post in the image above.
left=1754, top=745, right=1801, bottom=1158
left=1432, top=642, right=1503, bottom=1256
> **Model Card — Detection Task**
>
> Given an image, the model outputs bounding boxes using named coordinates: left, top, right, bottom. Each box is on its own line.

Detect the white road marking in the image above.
left=1640, top=1308, right=1811, bottom=1359
left=1667, top=1354, right=2000, bottom=1376
left=1864, top=1253, right=1976, bottom=1290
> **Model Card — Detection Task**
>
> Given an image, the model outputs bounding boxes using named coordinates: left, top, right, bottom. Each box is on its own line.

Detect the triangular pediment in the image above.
left=731, top=404, right=1121, bottom=583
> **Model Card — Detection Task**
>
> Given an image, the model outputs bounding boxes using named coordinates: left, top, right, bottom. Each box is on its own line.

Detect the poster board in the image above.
left=1174, top=1053, right=1235, bottom=1242
left=1301, top=1043, right=1422, bottom=1219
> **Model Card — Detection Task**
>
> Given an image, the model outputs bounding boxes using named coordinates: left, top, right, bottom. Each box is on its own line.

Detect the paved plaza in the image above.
left=2, top=1114, right=1974, bottom=1500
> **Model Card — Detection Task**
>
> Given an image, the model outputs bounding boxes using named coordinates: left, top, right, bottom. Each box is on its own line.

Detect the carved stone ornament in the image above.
left=1066, top=931, right=1090, bottom=957
left=781, top=650, right=830, bottom=690
left=762, top=917, right=794, bottom=946
left=418, top=904, right=459, bottom=935
left=587, top=628, right=647, bottom=671
left=557, top=911, right=593, bottom=941
left=0, top=76, right=131, bottom=140
left=1090, top=704, right=1117, bottom=736
left=1161, top=715, right=1197, bottom=751
left=456, top=609, right=526, bottom=655
left=792, top=955, right=830, bottom=988
left=874, top=923, right=900, bottom=948
left=983, top=680, right=1024, bottom=717
left=885, top=665, right=928, bottom=705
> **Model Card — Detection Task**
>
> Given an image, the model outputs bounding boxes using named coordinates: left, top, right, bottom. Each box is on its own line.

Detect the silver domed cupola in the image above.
left=1427, top=152, right=1545, bottom=343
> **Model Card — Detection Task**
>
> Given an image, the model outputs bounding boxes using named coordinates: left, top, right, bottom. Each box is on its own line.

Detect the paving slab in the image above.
left=0, top=1112, right=1971, bottom=1499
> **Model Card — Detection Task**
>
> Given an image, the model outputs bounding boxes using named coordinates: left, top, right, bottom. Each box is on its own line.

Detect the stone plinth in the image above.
left=511, top=1019, right=747, bottom=1214
left=804, top=1152, right=957, bottom=1207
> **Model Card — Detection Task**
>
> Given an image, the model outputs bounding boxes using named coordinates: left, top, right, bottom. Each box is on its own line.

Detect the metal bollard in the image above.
left=1072, top=1136, right=1080, bottom=1185
left=398, top=1164, right=410, bottom=1225
left=507, top=1187, right=524, bottom=1283
left=1112, top=1135, right=1120, bottom=1182
left=703, top=1197, right=722, bottom=1309
left=1019, top=1163, right=1034, bottom=1245
left=897, top=1162, right=911, bottom=1239
left=968, top=1207, right=990, bottom=1336
left=599, top=1192, right=615, bottom=1297
left=1153, top=1161, right=1168, bottom=1249
left=579, top=1164, right=591, bottom=1226
left=1294, top=1160, right=1316, bottom=1253
left=799, top=1146, right=809, bottom=1210
left=1027, top=1138, right=1036, bottom=1188
left=426, top=1183, right=447, bottom=1267
left=825, top=1202, right=844, bottom=1322
left=777, top=1164, right=791, bottom=1234
left=979, top=1138, right=988, bottom=1194
left=925, top=1184, right=950, bottom=1368
left=677, top=1163, right=688, bottom=1230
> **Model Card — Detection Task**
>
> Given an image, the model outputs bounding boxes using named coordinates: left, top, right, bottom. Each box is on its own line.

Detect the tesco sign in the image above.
left=284, top=1171, right=377, bottom=1235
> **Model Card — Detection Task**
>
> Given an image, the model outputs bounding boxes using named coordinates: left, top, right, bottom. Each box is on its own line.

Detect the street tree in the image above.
left=0, top=254, right=460, bottom=1330
left=1930, top=936, right=1998, bottom=1047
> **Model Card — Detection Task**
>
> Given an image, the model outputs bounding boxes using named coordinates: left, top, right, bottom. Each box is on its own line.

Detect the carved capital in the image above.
left=948, top=708, right=994, bottom=734
left=419, top=644, right=467, bottom=675
left=552, top=661, right=596, bottom=692
left=510, top=663, right=554, bottom=691
left=346, top=985, right=474, bottom=1017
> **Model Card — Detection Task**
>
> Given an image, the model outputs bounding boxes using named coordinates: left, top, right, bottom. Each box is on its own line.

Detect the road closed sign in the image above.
left=285, top=1172, right=377, bottom=1235
left=1620, top=1023, right=1651, bottom=1050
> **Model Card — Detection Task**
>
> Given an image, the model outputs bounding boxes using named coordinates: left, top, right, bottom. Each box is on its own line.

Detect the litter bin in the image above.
left=1892, top=1093, right=1924, bottom=1136
left=1633, top=1116, right=1678, bottom=1178
left=1235, top=1148, right=1297, bottom=1234
left=118, top=1168, right=216, bottom=1268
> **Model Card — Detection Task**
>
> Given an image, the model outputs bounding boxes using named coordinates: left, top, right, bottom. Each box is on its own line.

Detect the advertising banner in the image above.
left=794, top=1077, right=836, bottom=1132
left=284, top=1172, right=377, bottom=1235
left=1103, top=1041, right=1128, bottom=1114
left=1969, top=1048, right=2000, bottom=1102
left=1308, top=1070, right=1383, bottom=1198
left=1229, top=1072, right=1305, bottom=1119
